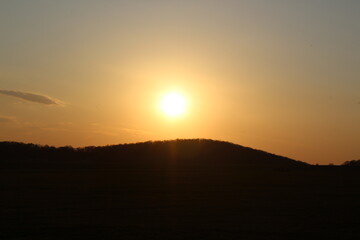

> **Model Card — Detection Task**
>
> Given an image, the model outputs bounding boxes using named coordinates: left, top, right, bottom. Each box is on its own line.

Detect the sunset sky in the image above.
left=1, top=1, right=359, bottom=164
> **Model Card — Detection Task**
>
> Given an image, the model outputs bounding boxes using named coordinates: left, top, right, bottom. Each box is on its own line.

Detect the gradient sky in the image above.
left=1, top=1, right=359, bottom=164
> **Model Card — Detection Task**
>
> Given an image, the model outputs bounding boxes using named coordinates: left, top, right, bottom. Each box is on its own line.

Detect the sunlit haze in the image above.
left=1, top=1, right=359, bottom=164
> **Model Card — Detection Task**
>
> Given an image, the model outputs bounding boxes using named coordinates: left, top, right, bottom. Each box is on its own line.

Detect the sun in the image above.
left=160, top=92, right=187, bottom=117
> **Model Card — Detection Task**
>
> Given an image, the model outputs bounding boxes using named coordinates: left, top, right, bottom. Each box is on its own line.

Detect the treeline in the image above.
left=1, top=139, right=308, bottom=168
left=342, top=160, right=360, bottom=167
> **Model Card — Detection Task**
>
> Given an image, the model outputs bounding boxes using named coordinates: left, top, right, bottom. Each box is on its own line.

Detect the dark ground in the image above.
left=2, top=165, right=360, bottom=240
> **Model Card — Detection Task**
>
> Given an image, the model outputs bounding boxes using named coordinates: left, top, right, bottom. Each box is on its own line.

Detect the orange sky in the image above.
left=1, top=1, right=359, bottom=164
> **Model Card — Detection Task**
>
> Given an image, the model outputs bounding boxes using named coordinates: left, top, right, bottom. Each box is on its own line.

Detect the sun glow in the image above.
left=160, top=92, right=187, bottom=117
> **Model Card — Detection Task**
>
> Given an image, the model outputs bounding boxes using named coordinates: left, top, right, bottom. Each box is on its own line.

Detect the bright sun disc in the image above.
left=160, top=92, right=186, bottom=117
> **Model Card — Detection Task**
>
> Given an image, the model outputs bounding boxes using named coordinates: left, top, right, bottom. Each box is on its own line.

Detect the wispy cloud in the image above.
left=0, top=89, right=62, bottom=105
left=119, top=127, right=152, bottom=137
left=0, top=116, right=16, bottom=123
left=89, top=123, right=152, bottom=138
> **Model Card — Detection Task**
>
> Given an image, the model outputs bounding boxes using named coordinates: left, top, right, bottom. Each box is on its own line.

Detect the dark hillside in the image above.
left=2, top=139, right=360, bottom=240
left=0, top=139, right=307, bottom=168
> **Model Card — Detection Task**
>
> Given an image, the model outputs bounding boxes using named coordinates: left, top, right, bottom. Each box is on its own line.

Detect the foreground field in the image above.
left=2, top=166, right=360, bottom=240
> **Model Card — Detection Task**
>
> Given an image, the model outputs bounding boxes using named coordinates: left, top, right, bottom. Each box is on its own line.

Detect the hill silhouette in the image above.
left=0, top=139, right=307, bottom=169
left=2, top=139, right=360, bottom=240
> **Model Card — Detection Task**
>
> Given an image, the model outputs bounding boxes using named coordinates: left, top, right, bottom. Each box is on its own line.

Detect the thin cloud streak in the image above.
left=0, top=90, right=61, bottom=105
left=0, top=116, right=16, bottom=123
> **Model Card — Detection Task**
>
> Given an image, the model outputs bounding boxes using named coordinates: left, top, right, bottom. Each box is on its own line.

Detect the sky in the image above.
left=0, top=0, right=359, bottom=164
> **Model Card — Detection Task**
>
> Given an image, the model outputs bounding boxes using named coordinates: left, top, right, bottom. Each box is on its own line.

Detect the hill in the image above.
left=0, top=139, right=307, bottom=168
left=2, top=139, right=360, bottom=239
